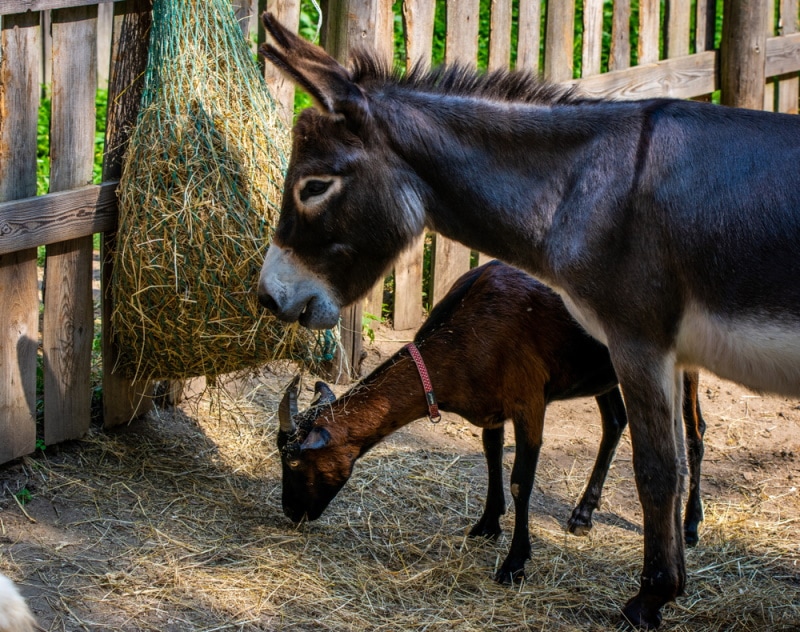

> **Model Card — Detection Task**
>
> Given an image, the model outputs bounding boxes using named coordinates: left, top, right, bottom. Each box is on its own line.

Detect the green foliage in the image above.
left=362, top=311, right=382, bottom=344
left=14, top=488, right=32, bottom=506
left=36, top=438, right=47, bottom=452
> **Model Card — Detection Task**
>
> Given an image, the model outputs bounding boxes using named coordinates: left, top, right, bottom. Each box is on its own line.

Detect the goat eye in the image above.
left=299, top=179, right=333, bottom=201
left=287, top=459, right=301, bottom=469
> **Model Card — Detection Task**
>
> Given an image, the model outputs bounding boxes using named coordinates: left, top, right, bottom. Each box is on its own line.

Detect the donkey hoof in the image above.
left=622, top=597, right=663, bottom=630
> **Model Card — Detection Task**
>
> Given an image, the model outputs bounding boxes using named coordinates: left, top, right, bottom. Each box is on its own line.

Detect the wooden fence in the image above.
left=0, top=0, right=798, bottom=466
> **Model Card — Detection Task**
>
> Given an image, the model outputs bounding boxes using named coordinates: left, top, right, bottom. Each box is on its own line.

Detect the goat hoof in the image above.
left=469, top=520, right=502, bottom=540
left=683, top=527, right=699, bottom=548
left=494, top=563, right=526, bottom=585
left=566, top=515, right=593, bottom=536
left=622, top=596, right=663, bottom=630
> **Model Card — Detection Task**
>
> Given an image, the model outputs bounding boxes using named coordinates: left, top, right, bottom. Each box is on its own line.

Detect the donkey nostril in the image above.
left=258, top=291, right=279, bottom=312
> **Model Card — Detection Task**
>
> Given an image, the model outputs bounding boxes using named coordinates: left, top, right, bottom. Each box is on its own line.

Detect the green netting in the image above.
left=112, top=0, right=333, bottom=380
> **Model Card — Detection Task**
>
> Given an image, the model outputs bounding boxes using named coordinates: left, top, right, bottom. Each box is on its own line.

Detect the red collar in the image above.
left=404, top=342, right=442, bottom=423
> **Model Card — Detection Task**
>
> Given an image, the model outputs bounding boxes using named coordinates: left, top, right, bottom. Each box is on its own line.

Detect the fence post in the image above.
left=320, top=0, right=392, bottom=379
left=721, top=0, right=769, bottom=109
left=0, top=11, right=41, bottom=463
left=262, top=0, right=302, bottom=127
left=101, top=0, right=155, bottom=426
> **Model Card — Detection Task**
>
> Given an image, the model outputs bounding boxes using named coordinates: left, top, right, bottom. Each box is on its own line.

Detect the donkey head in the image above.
left=277, top=376, right=357, bottom=522
left=257, top=13, right=427, bottom=329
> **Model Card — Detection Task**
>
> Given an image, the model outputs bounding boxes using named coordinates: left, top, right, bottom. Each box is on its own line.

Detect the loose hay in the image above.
left=2, top=371, right=800, bottom=631
left=111, top=0, right=328, bottom=380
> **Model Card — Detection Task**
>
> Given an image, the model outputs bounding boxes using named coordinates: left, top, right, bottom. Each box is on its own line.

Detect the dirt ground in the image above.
left=2, top=323, right=800, bottom=630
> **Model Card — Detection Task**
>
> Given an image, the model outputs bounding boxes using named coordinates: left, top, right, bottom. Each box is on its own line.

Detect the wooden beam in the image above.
left=262, top=0, right=301, bottom=127
left=101, top=0, right=154, bottom=427
left=0, top=183, right=118, bottom=256
left=0, top=0, right=119, bottom=15
left=721, top=0, right=769, bottom=109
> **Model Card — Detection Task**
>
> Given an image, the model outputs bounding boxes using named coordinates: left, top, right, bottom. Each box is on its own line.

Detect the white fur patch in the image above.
left=555, top=291, right=609, bottom=345
left=0, top=574, right=35, bottom=632
left=676, top=303, right=800, bottom=397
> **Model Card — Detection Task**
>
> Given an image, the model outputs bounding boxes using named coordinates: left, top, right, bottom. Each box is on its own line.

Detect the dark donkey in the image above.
left=277, top=261, right=707, bottom=584
left=256, top=14, right=800, bottom=629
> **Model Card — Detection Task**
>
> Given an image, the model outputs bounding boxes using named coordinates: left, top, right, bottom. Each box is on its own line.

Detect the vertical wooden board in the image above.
left=778, top=0, right=799, bottom=113
left=488, top=0, right=512, bottom=71
left=0, top=12, right=41, bottom=464
left=263, top=0, right=300, bottom=126
left=720, top=0, right=768, bottom=110
left=543, top=0, right=574, bottom=81
left=695, top=0, right=717, bottom=52
left=638, top=0, right=660, bottom=64
left=582, top=0, right=604, bottom=77
left=429, top=0, right=477, bottom=307
left=392, top=0, right=436, bottom=331
left=664, top=0, right=691, bottom=59
left=97, top=2, right=113, bottom=88
left=43, top=6, right=97, bottom=445
left=765, top=0, right=776, bottom=110
left=610, top=0, right=631, bottom=70
left=516, top=0, right=541, bottom=72
left=101, top=0, right=154, bottom=427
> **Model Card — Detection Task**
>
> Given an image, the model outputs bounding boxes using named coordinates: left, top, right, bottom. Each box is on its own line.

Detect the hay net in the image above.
left=112, top=0, right=335, bottom=380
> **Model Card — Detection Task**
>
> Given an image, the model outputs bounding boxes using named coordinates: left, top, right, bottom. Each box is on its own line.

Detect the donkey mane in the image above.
left=349, top=51, right=587, bottom=106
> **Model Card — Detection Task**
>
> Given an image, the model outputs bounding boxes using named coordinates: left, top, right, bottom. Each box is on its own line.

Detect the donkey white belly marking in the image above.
left=556, top=291, right=609, bottom=345
left=676, top=304, right=800, bottom=397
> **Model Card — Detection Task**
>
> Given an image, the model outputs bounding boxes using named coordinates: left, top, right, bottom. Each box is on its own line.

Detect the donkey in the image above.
left=277, top=261, right=707, bottom=584
left=256, top=13, right=800, bottom=629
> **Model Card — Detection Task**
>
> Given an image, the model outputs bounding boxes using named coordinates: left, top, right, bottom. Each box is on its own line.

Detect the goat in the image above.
left=277, top=261, right=705, bottom=583
left=0, top=573, right=36, bottom=632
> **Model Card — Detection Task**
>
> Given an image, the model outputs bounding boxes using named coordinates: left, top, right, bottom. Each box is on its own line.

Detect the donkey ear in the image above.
left=301, top=427, right=332, bottom=452
left=260, top=12, right=368, bottom=122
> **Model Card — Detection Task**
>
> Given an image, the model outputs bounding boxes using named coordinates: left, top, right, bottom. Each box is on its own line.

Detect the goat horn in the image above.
left=279, top=375, right=301, bottom=433
left=313, top=381, right=337, bottom=406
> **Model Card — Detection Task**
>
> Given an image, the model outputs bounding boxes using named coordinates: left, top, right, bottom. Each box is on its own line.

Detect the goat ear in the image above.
left=301, top=427, right=331, bottom=452
left=260, top=12, right=369, bottom=123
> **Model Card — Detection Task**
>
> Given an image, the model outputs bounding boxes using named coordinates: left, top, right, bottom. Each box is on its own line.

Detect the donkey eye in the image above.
left=299, top=179, right=333, bottom=201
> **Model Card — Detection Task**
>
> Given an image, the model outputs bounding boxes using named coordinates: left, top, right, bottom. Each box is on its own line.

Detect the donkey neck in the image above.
left=375, top=92, right=643, bottom=277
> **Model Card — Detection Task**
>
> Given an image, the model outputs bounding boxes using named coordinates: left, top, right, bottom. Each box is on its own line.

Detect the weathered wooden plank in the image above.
left=488, top=0, right=512, bottom=71
left=609, top=0, right=631, bottom=71
left=765, top=0, right=777, bottom=111
left=43, top=5, right=97, bottom=445
left=0, top=183, right=117, bottom=255
left=574, top=50, right=718, bottom=100
left=0, top=11, right=41, bottom=464
left=664, top=0, right=691, bottom=59
left=1, top=0, right=118, bottom=14
left=766, top=31, right=800, bottom=77
left=516, top=0, right=541, bottom=72
left=638, top=0, right=660, bottom=64
left=581, top=0, right=604, bottom=77
left=544, top=0, right=574, bottom=81
left=695, top=0, right=717, bottom=53
left=101, top=0, right=154, bottom=426
left=97, top=1, right=113, bottom=88
left=777, top=0, right=799, bottom=114
left=392, top=0, right=435, bottom=331
left=429, top=0, right=478, bottom=307
left=262, top=0, right=301, bottom=126
left=721, top=0, right=768, bottom=109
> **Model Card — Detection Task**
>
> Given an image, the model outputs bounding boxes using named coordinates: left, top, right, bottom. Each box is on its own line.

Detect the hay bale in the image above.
left=111, top=0, right=330, bottom=380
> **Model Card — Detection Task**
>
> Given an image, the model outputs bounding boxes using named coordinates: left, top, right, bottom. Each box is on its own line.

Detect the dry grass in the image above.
left=1, top=370, right=799, bottom=631
left=111, top=0, right=325, bottom=381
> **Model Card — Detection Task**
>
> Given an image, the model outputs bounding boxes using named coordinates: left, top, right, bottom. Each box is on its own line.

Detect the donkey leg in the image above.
left=495, top=406, right=543, bottom=584
left=470, top=425, right=506, bottom=539
left=613, top=348, right=685, bottom=630
left=682, top=370, right=706, bottom=547
left=568, top=387, right=628, bottom=536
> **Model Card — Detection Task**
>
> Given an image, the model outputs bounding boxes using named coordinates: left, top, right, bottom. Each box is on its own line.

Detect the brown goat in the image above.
left=277, top=261, right=705, bottom=583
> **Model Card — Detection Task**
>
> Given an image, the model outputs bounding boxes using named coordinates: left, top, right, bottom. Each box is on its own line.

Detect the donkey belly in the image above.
left=676, top=303, right=800, bottom=397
